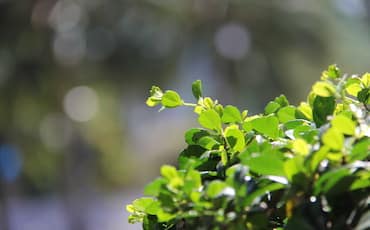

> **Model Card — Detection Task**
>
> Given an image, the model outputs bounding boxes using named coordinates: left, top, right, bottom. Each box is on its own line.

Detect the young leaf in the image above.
left=321, top=64, right=341, bottom=80
left=192, top=80, right=203, bottom=99
left=162, top=90, right=183, bottom=108
left=274, top=95, right=290, bottom=107
left=146, top=86, right=163, bottom=107
left=222, top=105, right=242, bottom=123
left=198, top=109, right=222, bottom=132
left=312, top=81, right=336, bottom=97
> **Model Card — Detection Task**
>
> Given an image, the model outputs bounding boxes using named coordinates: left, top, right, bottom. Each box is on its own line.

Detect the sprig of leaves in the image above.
left=128, top=65, right=370, bottom=230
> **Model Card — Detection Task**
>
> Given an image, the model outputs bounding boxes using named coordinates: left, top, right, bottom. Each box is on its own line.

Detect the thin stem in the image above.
left=183, top=102, right=197, bottom=107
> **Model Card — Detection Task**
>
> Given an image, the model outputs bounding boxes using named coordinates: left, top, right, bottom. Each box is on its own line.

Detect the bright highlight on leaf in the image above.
left=312, top=81, right=336, bottom=97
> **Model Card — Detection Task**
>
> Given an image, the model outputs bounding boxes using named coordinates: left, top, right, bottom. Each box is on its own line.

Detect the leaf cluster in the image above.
left=127, top=65, right=370, bottom=230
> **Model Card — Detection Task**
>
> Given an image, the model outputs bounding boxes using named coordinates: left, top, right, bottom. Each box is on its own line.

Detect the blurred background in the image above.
left=0, top=0, right=370, bottom=229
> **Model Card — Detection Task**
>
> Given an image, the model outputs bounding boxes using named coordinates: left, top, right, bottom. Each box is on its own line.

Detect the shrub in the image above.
left=127, top=65, right=370, bottom=230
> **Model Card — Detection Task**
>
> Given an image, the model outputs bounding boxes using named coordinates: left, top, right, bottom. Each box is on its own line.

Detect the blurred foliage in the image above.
left=0, top=0, right=370, bottom=195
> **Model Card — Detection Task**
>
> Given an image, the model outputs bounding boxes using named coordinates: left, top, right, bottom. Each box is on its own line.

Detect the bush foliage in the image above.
left=127, top=65, right=370, bottom=230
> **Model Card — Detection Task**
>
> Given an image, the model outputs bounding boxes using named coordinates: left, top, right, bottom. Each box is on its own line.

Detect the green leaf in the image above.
left=264, top=101, right=281, bottom=114
left=361, top=72, right=370, bottom=87
left=357, top=88, right=369, bottom=104
left=292, top=138, right=310, bottom=156
left=184, top=128, right=209, bottom=145
left=192, top=80, right=203, bottom=99
left=144, top=178, right=165, bottom=196
left=274, top=95, right=290, bottom=107
left=308, top=146, right=330, bottom=172
left=198, top=109, right=222, bottom=132
left=277, top=106, right=296, bottom=123
left=312, top=81, right=336, bottom=97
left=156, top=209, right=176, bottom=222
left=284, top=156, right=304, bottom=182
left=349, top=138, right=370, bottom=161
left=321, top=64, right=340, bottom=80
left=206, top=180, right=229, bottom=198
left=160, top=165, right=178, bottom=179
left=297, top=102, right=313, bottom=120
left=146, top=86, right=163, bottom=107
left=132, top=197, right=159, bottom=214
left=198, top=136, right=220, bottom=150
left=322, top=127, right=344, bottom=150
left=242, top=152, right=286, bottom=177
left=312, top=96, right=335, bottom=127
left=251, top=115, right=279, bottom=139
left=160, top=165, right=183, bottom=188
left=162, top=90, right=183, bottom=108
left=243, top=183, right=285, bottom=206
left=345, top=77, right=362, bottom=97
left=222, top=105, right=242, bottom=123
left=331, top=115, right=356, bottom=135
left=224, top=125, right=245, bottom=152
left=313, top=168, right=352, bottom=195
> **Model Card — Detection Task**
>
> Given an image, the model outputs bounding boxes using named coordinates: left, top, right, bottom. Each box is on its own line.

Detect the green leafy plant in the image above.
left=127, top=65, right=370, bottom=230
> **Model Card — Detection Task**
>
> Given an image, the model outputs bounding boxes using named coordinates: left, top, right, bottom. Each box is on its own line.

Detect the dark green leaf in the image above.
left=192, top=80, right=203, bottom=99
left=198, top=136, right=220, bottom=150
left=185, top=128, right=209, bottom=145
left=357, top=88, right=369, bottom=104
left=312, top=96, right=335, bottom=127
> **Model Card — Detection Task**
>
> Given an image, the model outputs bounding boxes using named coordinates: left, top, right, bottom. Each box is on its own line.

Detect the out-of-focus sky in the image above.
left=0, top=0, right=370, bottom=229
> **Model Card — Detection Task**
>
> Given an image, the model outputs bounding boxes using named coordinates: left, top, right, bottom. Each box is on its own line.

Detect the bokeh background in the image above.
left=0, top=0, right=370, bottom=229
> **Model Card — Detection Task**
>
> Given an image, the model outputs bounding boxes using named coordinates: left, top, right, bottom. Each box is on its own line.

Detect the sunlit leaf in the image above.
left=222, top=105, right=242, bottom=123
left=277, top=106, right=296, bottom=123
left=224, top=125, right=245, bottom=152
left=322, top=127, right=344, bottom=150
left=331, top=115, right=356, bottom=135
left=198, top=109, right=222, bottom=132
left=251, top=115, right=279, bottom=139
left=162, top=90, right=183, bottom=108
left=312, top=81, right=336, bottom=97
